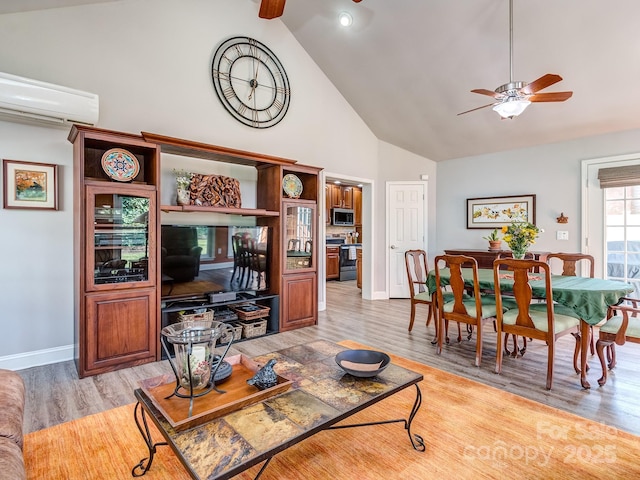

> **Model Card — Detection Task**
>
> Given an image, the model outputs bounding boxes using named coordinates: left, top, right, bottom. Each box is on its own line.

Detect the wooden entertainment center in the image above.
left=69, top=125, right=321, bottom=377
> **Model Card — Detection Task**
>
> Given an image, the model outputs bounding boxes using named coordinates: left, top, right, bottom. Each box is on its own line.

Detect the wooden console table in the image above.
left=444, top=249, right=549, bottom=270
left=132, top=340, right=424, bottom=479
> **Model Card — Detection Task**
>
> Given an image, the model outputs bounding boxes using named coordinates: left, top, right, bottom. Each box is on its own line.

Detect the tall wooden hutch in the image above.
left=69, top=126, right=161, bottom=378
left=70, top=126, right=321, bottom=377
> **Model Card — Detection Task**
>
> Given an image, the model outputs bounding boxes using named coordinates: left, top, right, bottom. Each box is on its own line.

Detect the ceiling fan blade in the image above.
left=520, top=74, right=563, bottom=95
left=457, top=103, right=496, bottom=116
left=471, top=89, right=504, bottom=99
left=528, top=91, right=573, bottom=102
left=259, top=0, right=286, bottom=19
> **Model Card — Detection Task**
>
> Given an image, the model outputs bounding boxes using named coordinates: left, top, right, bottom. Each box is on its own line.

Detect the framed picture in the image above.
left=3, top=159, right=58, bottom=210
left=467, top=194, right=535, bottom=229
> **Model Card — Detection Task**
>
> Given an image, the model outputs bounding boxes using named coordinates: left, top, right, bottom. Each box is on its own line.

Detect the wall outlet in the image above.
left=557, top=230, right=569, bottom=240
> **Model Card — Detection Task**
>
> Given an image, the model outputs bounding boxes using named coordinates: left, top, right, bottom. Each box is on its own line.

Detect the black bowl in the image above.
left=335, top=349, right=391, bottom=378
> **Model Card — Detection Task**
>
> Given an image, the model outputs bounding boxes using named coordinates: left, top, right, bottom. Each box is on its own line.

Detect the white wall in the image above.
left=378, top=140, right=438, bottom=281
left=0, top=0, right=433, bottom=368
left=435, top=128, right=640, bottom=257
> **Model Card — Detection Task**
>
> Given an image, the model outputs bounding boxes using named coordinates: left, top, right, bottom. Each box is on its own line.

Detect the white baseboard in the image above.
left=0, top=344, right=74, bottom=371
left=371, top=290, right=388, bottom=300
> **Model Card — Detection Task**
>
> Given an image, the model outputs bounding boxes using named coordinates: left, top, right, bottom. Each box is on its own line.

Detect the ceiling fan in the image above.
left=458, top=0, right=572, bottom=119
left=259, top=0, right=363, bottom=19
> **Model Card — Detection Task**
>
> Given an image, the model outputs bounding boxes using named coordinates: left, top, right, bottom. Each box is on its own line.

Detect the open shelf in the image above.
left=160, top=205, right=279, bottom=217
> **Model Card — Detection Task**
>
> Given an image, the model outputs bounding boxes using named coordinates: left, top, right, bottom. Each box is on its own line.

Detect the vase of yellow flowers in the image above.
left=501, top=221, right=541, bottom=259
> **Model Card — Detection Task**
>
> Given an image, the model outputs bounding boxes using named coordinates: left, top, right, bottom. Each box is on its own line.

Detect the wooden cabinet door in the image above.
left=329, top=184, right=342, bottom=208
left=353, top=187, right=362, bottom=226
left=341, top=186, right=354, bottom=209
left=86, top=184, right=156, bottom=292
left=283, top=201, right=316, bottom=273
left=280, top=273, right=317, bottom=331
left=83, top=289, right=157, bottom=376
left=325, top=184, right=331, bottom=225
left=326, top=246, right=340, bottom=279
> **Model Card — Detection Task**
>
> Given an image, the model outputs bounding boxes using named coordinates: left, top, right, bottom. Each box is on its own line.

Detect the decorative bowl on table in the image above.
left=335, top=349, right=391, bottom=378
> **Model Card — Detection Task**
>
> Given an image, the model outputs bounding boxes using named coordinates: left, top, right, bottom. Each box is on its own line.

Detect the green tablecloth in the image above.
left=427, top=268, right=634, bottom=325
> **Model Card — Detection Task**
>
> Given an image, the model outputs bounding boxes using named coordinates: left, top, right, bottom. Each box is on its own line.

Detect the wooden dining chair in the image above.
left=404, top=250, right=434, bottom=335
left=434, top=254, right=501, bottom=367
left=495, top=251, right=537, bottom=357
left=493, top=258, right=582, bottom=389
left=546, top=253, right=595, bottom=278
left=596, top=299, right=640, bottom=385
left=547, top=252, right=597, bottom=365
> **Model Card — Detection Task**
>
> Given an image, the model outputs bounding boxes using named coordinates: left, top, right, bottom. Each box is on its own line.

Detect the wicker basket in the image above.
left=219, top=322, right=243, bottom=344
left=177, top=309, right=214, bottom=323
left=240, top=318, right=268, bottom=339
left=231, top=303, right=271, bottom=321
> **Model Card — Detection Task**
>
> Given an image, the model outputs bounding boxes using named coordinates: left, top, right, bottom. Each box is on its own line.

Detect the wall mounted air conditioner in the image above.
left=0, top=72, right=99, bottom=127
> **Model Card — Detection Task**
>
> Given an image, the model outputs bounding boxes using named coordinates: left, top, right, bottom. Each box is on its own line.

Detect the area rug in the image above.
left=23, top=340, right=640, bottom=479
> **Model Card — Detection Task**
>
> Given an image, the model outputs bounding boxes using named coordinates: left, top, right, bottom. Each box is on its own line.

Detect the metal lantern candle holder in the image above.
left=161, top=319, right=234, bottom=417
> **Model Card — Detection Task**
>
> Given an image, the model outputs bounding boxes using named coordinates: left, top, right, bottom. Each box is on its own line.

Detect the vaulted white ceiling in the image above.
left=4, top=0, right=640, bottom=161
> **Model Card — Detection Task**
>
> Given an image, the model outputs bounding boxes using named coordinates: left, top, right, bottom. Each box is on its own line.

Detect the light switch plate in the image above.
left=557, top=230, right=569, bottom=240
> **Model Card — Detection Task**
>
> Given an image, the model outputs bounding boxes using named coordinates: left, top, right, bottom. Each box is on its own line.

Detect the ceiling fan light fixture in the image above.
left=492, top=98, right=531, bottom=118
left=339, top=12, right=353, bottom=27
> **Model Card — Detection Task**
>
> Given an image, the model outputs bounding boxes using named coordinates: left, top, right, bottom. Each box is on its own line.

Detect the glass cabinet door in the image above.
left=87, top=185, right=156, bottom=290
left=284, top=203, right=315, bottom=271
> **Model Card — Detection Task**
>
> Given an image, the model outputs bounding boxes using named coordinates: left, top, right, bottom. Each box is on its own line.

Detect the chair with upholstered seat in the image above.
left=493, top=258, right=581, bottom=389
left=547, top=252, right=596, bottom=369
left=404, top=250, right=434, bottom=335
left=596, top=301, right=640, bottom=385
left=434, top=254, right=501, bottom=367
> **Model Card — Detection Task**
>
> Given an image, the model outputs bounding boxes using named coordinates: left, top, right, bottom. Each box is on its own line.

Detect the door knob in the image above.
left=390, top=245, right=397, bottom=249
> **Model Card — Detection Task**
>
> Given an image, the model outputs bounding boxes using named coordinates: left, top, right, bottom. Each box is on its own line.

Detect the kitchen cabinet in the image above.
left=325, top=184, right=331, bottom=225
left=356, top=247, right=363, bottom=288
left=329, top=184, right=353, bottom=209
left=353, top=187, right=362, bottom=226
left=326, top=246, right=340, bottom=280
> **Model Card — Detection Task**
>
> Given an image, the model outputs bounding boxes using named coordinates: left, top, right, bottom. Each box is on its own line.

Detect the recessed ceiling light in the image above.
left=339, top=12, right=353, bottom=27
left=334, top=180, right=342, bottom=184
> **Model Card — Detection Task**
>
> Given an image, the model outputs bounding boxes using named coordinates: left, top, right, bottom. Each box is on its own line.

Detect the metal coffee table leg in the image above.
left=327, top=384, right=425, bottom=451
left=131, top=402, right=168, bottom=477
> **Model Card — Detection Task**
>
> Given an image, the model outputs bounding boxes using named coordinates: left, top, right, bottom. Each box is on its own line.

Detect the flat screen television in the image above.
left=160, top=224, right=270, bottom=300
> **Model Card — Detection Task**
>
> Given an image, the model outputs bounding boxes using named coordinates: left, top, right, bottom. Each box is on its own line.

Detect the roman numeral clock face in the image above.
left=212, top=36, right=291, bottom=129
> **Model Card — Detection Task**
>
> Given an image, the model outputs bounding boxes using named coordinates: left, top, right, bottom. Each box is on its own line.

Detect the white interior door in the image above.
left=387, top=182, right=426, bottom=298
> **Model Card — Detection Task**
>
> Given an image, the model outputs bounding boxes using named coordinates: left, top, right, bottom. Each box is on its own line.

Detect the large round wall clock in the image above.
left=211, top=36, right=291, bottom=129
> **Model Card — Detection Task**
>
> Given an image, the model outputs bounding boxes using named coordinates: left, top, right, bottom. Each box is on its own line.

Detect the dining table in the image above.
left=426, top=267, right=634, bottom=389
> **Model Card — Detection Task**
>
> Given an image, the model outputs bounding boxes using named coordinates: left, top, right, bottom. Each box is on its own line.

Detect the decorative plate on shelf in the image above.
left=101, top=148, right=140, bottom=182
left=283, top=174, right=303, bottom=198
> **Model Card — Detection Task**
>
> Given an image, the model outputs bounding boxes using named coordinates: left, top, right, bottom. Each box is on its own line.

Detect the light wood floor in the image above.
left=18, top=280, right=640, bottom=436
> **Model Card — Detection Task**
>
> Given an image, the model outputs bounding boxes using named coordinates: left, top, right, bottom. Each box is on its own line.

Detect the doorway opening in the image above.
left=320, top=172, right=373, bottom=311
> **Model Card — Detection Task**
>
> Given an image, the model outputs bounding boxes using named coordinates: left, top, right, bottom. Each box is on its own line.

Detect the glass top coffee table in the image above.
left=132, top=340, right=424, bottom=479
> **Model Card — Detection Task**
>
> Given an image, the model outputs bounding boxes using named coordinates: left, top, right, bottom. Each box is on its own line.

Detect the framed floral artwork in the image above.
left=467, top=194, right=535, bottom=229
left=3, top=159, right=58, bottom=210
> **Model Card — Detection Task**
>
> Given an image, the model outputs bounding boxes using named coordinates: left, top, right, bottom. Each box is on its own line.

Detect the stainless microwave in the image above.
left=332, top=208, right=355, bottom=226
